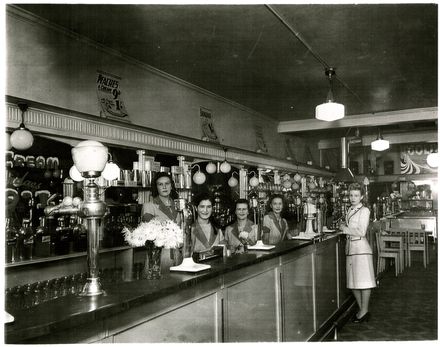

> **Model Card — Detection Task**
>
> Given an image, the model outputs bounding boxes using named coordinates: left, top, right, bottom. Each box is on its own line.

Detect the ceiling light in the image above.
left=371, top=129, right=389, bottom=151
left=220, top=148, right=231, bottom=174
left=10, top=102, right=34, bottom=150
left=315, top=68, right=345, bottom=122
left=427, top=152, right=439, bottom=168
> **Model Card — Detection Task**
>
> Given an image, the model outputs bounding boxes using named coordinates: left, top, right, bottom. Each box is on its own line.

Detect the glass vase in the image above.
left=143, top=241, right=162, bottom=279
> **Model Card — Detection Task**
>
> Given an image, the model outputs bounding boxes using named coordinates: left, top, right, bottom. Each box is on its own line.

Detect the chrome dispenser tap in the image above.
left=44, top=196, right=82, bottom=216
left=174, top=198, right=194, bottom=258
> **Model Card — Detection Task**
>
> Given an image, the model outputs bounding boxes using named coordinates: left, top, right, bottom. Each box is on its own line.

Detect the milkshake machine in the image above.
left=299, top=196, right=318, bottom=238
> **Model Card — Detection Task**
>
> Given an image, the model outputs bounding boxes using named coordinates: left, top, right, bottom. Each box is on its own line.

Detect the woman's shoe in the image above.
left=353, top=312, right=370, bottom=323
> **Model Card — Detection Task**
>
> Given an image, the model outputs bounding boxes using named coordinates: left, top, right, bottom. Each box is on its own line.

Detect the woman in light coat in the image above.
left=224, top=199, right=258, bottom=254
left=339, top=183, right=376, bottom=323
left=190, top=193, right=223, bottom=253
left=141, top=172, right=181, bottom=269
left=262, top=194, right=290, bottom=245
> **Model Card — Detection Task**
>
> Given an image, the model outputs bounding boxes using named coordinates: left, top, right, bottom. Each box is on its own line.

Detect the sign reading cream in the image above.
left=200, top=107, right=219, bottom=143
left=96, top=71, right=129, bottom=121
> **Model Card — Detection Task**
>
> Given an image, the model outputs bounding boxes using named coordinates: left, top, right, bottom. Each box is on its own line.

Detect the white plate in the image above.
left=290, top=236, right=314, bottom=240
left=323, top=229, right=336, bottom=233
left=247, top=244, right=276, bottom=250
left=170, top=258, right=211, bottom=273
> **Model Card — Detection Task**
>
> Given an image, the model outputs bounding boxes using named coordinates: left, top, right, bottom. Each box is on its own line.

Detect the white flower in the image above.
left=239, top=231, right=249, bottom=240
left=122, top=217, right=183, bottom=249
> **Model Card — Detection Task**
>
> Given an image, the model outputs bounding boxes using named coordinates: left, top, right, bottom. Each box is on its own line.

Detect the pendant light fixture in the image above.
left=10, top=102, right=34, bottom=150
left=219, top=147, right=231, bottom=174
left=315, top=68, right=345, bottom=122
left=371, top=128, right=389, bottom=151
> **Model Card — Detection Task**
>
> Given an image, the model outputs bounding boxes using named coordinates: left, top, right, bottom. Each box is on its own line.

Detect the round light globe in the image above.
left=228, top=176, right=238, bottom=187
left=69, top=165, right=84, bottom=182
left=206, top=162, right=217, bottom=174
left=10, top=128, right=34, bottom=150
left=102, top=161, right=120, bottom=181
left=193, top=171, right=206, bottom=185
left=427, top=152, right=439, bottom=168
left=220, top=161, right=231, bottom=173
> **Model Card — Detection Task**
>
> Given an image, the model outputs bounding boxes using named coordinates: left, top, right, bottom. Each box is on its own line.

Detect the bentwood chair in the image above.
left=388, top=228, right=409, bottom=268
left=376, top=232, right=401, bottom=277
left=406, top=228, right=428, bottom=268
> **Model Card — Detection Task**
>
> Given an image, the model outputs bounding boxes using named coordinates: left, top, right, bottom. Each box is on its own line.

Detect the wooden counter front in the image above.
left=5, top=235, right=351, bottom=343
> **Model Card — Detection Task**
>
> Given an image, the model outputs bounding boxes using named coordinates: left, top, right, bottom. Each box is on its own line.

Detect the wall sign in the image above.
left=200, top=107, right=219, bottom=143
left=400, top=143, right=437, bottom=174
left=255, top=124, right=268, bottom=153
left=96, top=70, right=129, bottom=122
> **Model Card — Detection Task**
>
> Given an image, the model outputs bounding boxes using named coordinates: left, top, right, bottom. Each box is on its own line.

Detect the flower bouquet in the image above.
left=122, top=218, right=183, bottom=279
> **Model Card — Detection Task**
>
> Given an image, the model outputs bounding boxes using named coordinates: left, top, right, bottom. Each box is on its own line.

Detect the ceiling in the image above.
left=13, top=3, right=438, bottom=138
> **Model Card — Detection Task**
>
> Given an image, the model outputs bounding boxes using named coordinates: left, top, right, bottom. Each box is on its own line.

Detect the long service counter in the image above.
left=5, top=234, right=352, bottom=343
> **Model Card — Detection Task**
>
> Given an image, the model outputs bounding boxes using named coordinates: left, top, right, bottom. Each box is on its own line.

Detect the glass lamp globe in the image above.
left=193, top=171, right=206, bottom=185
left=427, top=153, right=439, bottom=168
left=10, top=127, right=34, bottom=150
left=220, top=161, right=231, bottom=173
left=72, top=140, right=108, bottom=177
left=102, top=161, right=120, bottom=181
left=69, top=165, right=85, bottom=182
left=228, top=176, right=238, bottom=187
left=206, top=162, right=217, bottom=174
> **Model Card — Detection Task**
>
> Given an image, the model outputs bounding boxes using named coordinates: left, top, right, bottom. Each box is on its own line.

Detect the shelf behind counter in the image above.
left=5, top=234, right=351, bottom=344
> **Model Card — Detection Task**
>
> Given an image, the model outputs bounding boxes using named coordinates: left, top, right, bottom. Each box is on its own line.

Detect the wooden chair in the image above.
left=388, top=227, right=409, bottom=268
left=406, top=228, right=428, bottom=268
left=375, top=232, right=401, bottom=277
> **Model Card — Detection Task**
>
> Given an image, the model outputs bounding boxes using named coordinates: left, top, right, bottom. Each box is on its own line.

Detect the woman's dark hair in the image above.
left=193, top=192, right=217, bottom=232
left=267, top=194, right=286, bottom=215
left=348, top=182, right=365, bottom=196
left=234, top=198, right=250, bottom=210
left=151, top=172, right=178, bottom=199
left=193, top=192, right=214, bottom=207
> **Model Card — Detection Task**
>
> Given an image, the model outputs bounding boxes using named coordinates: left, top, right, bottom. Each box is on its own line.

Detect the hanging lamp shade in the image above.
left=371, top=129, right=389, bottom=151
left=315, top=68, right=345, bottom=122
left=10, top=103, right=34, bottom=151
left=315, top=102, right=345, bottom=121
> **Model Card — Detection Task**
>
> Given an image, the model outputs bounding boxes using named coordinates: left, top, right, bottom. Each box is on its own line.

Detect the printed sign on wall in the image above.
left=255, top=124, right=268, bottom=153
left=200, top=107, right=219, bottom=143
left=96, top=70, right=129, bottom=122
left=400, top=143, right=437, bottom=174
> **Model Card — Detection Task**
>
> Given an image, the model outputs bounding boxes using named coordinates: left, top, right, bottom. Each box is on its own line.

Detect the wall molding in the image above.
left=5, top=102, right=332, bottom=176
left=6, top=4, right=275, bottom=124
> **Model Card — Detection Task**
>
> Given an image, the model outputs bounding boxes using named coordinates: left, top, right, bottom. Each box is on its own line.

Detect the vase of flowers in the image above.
left=144, top=240, right=162, bottom=279
left=122, top=217, right=183, bottom=280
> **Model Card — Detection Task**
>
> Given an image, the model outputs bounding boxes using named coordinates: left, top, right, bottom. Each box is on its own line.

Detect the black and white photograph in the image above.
left=2, top=0, right=438, bottom=344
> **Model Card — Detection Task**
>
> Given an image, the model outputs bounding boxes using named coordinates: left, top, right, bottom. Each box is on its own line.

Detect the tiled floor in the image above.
left=336, top=243, right=438, bottom=341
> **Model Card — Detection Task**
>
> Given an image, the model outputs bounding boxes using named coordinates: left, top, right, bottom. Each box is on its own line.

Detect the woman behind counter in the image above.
left=262, top=194, right=291, bottom=245
left=190, top=193, right=224, bottom=253
left=141, top=172, right=182, bottom=269
left=339, top=182, right=376, bottom=323
left=224, top=199, right=258, bottom=254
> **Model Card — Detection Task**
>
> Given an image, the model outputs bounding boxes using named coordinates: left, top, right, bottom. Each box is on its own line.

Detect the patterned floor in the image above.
left=336, top=244, right=438, bottom=341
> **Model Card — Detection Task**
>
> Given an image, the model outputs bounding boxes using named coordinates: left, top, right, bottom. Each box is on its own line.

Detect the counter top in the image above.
left=5, top=237, right=339, bottom=343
